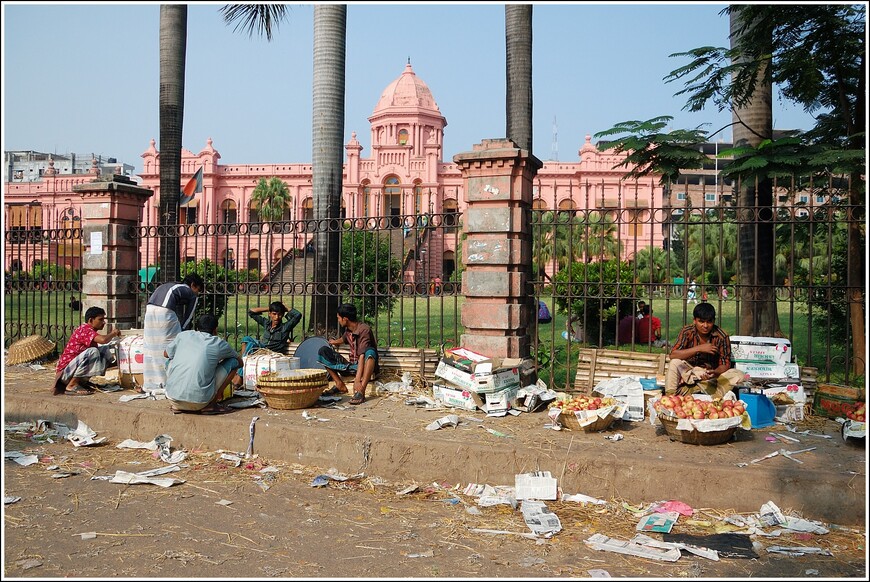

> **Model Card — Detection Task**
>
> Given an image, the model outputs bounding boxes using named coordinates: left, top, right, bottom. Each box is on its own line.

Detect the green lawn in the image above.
left=5, top=292, right=859, bottom=389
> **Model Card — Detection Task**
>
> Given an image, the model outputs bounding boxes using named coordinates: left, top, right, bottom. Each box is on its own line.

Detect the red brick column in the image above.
left=73, top=176, right=154, bottom=330
left=453, top=139, right=541, bottom=358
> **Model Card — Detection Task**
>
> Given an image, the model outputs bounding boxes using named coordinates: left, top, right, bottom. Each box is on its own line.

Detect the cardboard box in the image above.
left=432, top=383, right=479, bottom=411
left=435, top=359, right=520, bottom=394
left=731, top=336, right=792, bottom=366
left=763, top=382, right=807, bottom=404
left=735, top=361, right=787, bottom=379
left=813, top=391, right=859, bottom=419
left=483, top=385, right=519, bottom=414
left=442, top=347, right=493, bottom=374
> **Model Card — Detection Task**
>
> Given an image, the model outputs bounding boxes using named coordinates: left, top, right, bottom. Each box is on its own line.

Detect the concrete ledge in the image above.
left=3, top=387, right=864, bottom=525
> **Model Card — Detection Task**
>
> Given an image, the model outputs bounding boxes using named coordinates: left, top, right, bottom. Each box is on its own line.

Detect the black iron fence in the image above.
left=4, top=181, right=864, bottom=389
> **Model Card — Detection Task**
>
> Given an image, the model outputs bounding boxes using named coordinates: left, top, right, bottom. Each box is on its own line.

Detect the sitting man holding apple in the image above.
left=665, top=302, right=746, bottom=399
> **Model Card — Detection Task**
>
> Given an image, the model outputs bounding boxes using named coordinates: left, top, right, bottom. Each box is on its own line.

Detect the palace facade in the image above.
left=4, top=63, right=665, bottom=277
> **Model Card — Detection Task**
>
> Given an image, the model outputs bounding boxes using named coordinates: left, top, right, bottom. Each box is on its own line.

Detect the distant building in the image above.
left=4, top=150, right=135, bottom=183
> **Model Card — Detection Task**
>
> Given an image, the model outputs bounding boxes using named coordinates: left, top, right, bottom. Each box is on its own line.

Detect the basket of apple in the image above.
left=653, top=394, right=747, bottom=445
left=842, top=402, right=866, bottom=445
left=548, top=394, right=621, bottom=432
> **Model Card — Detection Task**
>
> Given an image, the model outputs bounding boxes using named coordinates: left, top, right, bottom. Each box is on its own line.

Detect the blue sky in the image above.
left=3, top=1, right=818, bottom=175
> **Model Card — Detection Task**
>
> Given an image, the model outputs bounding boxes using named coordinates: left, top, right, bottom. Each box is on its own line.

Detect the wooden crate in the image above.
left=573, top=348, right=669, bottom=393
left=287, top=342, right=439, bottom=377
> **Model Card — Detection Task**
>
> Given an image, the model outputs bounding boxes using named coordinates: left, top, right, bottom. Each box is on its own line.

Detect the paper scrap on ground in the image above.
left=587, top=569, right=611, bottom=578
left=66, top=421, right=106, bottom=447
left=405, top=550, right=434, bottom=558
left=631, top=533, right=719, bottom=561
left=562, top=493, right=607, bottom=505
left=397, top=484, right=419, bottom=495
left=463, top=483, right=518, bottom=509
left=604, top=433, right=623, bottom=441
left=585, top=533, right=681, bottom=562
left=116, top=438, right=159, bottom=451
left=515, top=471, right=557, bottom=500
left=426, top=414, right=460, bottom=431
left=109, top=470, right=184, bottom=487
left=521, top=500, right=562, bottom=537
left=636, top=512, right=679, bottom=534
left=758, top=501, right=788, bottom=527
left=652, top=500, right=694, bottom=516
left=4, top=496, right=22, bottom=505
left=783, top=517, right=829, bottom=535
left=216, top=499, right=233, bottom=506
left=220, top=453, right=243, bottom=467
left=4, top=451, right=39, bottom=466
left=766, top=546, right=833, bottom=556
left=469, top=528, right=538, bottom=540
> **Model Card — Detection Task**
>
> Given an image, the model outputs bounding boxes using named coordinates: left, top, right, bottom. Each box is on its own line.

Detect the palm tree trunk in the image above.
left=158, top=4, right=187, bottom=283
left=505, top=4, right=533, bottom=153
left=730, top=8, right=781, bottom=337
left=310, top=4, right=346, bottom=335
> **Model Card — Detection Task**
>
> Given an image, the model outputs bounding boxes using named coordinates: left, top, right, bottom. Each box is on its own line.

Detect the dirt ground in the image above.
left=3, top=432, right=867, bottom=579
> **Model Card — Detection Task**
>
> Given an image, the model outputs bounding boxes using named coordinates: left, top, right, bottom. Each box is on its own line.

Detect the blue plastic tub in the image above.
left=740, top=392, right=776, bottom=429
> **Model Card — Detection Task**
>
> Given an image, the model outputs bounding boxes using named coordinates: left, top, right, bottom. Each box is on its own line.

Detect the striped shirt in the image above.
left=147, top=282, right=199, bottom=330
left=671, top=324, right=732, bottom=370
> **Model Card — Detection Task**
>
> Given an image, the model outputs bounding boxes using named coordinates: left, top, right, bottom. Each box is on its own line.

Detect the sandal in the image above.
left=349, top=391, right=366, bottom=405
left=61, top=386, right=95, bottom=396
left=322, top=386, right=348, bottom=397
left=198, top=403, right=234, bottom=415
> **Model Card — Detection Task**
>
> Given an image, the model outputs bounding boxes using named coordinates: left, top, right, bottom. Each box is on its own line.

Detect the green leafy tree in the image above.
left=339, top=229, right=402, bottom=320
left=179, top=258, right=232, bottom=322
left=596, top=4, right=865, bottom=371
left=552, top=258, right=634, bottom=346
left=631, top=245, right=680, bottom=287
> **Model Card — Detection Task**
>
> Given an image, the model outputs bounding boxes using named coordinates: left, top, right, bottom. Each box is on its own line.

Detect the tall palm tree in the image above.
left=310, top=4, right=347, bottom=335
left=158, top=4, right=187, bottom=283
left=220, top=4, right=346, bottom=334
left=730, top=7, right=781, bottom=337
left=251, top=176, right=291, bottom=277
left=505, top=4, right=532, bottom=153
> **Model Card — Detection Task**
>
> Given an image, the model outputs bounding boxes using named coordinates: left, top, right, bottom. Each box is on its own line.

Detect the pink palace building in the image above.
left=4, top=63, right=665, bottom=278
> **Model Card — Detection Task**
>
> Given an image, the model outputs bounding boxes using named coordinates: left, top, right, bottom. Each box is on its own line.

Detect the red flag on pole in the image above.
left=179, top=166, right=203, bottom=206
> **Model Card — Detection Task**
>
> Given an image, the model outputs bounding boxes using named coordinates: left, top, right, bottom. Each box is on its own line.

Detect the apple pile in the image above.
left=845, top=402, right=866, bottom=422
left=549, top=395, right=618, bottom=413
left=653, top=394, right=746, bottom=420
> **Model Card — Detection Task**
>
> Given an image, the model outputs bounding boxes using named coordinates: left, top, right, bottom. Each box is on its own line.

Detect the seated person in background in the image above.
left=165, top=313, right=243, bottom=415
left=636, top=305, right=668, bottom=348
left=562, top=314, right=584, bottom=342
left=666, top=303, right=745, bottom=399
left=318, top=303, right=379, bottom=405
left=636, top=300, right=647, bottom=319
left=54, top=306, right=121, bottom=396
left=616, top=310, right=638, bottom=345
left=236, top=302, right=302, bottom=386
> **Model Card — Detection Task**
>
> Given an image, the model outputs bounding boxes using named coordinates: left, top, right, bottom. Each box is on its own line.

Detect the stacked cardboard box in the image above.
left=433, top=347, right=522, bottom=414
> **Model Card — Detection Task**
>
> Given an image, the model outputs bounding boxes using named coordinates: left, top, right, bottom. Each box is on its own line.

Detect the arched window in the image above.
left=398, top=129, right=409, bottom=146
left=220, top=199, right=237, bottom=224
left=179, top=199, right=198, bottom=225
left=362, top=183, right=371, bottom=216
left=248, top=249, right=260, bottom=273
left=384, top=176, right=401, bottom=223
left=222, top=249, right=235, bottom=270
left=532, top=198, right=548, bottom=210
left=302, top=197, right=314, bottom=221
left=443, top=198, right=459, bottom=231
left=414, top=181, right=423, bottom=215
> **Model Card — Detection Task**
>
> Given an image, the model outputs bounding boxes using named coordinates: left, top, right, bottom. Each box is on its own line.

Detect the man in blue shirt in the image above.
left=164, top=313, right=242, bottom=415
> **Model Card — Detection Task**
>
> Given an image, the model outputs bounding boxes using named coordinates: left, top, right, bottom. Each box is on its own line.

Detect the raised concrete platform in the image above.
left=3, top=366, right=865, bottom=525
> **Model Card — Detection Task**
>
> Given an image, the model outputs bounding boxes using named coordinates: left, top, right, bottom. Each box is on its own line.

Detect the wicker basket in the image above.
left=6, top=335, right=57, bottom=365
left=256, top=369, right=329, bottom=410
left=658, top=413, right=738, bottom=445
left=559, top=411, right=617, bottom=433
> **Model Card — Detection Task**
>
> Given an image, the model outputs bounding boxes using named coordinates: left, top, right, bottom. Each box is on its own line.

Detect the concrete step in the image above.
left=3, top=367, right=864, bottom=525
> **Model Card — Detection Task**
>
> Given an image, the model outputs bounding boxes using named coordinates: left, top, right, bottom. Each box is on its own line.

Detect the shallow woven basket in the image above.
left=6, top=335, right=57, bottom=365
left=257, top=369, right=329, bottom=410
left=658, top=413, right=738, bottom=445
left=559, top=411, right=617, bottom=433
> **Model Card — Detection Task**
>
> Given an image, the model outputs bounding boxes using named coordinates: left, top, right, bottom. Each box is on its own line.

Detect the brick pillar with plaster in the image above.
left=453, top=139, right=542, bottom=358
left=73, top=175, right=154, bottom=330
